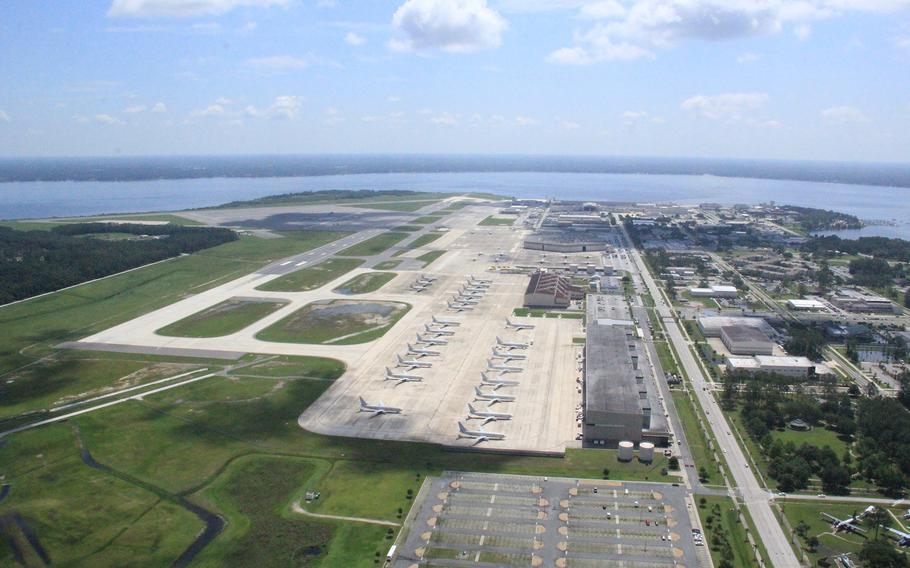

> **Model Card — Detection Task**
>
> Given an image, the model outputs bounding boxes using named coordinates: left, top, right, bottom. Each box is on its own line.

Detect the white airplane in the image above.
left=457, top=421, right=505, bottom=443
left=359, top=397, right=402, bottom=416
left=407, top=343, right=441, bottom=358
left=496, top=336, right=529, bottom=350
left=425, top=324, right=456, bottom=336
left=418, top=275, right=438, bottom=282
left=821, top=510, right=871, bottom=533
left=506, top=318, right=535, bottom=331
left=492, top=348, right=527, bottom=362
left=487, top=359, right=523, bottom=374
left=432, top=315, right=460, bottom=327
left=385, top=367, right=423, bottom=382
left=883, top=526, right=910, bottom=546
left=447, top=301, right=474, bottom=312
left=474, top=385, right=516, bottom=406
left=397, top=354, right=433, bottom=369
left=452, top=295, right=479, bottom=305
left=410, top=285, right=430, bottom=292
left=467, top=403, right=513, bottom=424
left=416, top=333, right=447, bottom=346
left=481, top=372, right=520, bottom=390
left=468, top=276, right=492, bottom=285
left=459, top=289, right=485, bottom=298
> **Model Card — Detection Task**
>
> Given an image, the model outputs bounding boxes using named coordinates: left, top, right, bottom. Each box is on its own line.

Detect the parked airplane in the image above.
left=425, top=324, right=456, bottom=336
left=474, top=386, right=516, bottom=405
left=358, top=397, right=402, bottom=416
left=410, top=284, right=430, bottom=292
left=481, top=372, right=520, bottom=390
left=452, top=295, right=479, bottom=305
left=459, top=289, right=485, bottom=298
left=457, top=421, right=505, bottom=443
left=821, top=508, right=873, bottom=533
left=418, top=275, right=438, bottom=282
left=447, top=301, right=474, bottom=312
left=883, top=526, right=910, bottom=546
left=407, top=343, right=441, bottom=358
left=416, top=333, right=448, bottom=346
left=432, top=315, right=461, bottom=327
left=397, top=354, right=433, bottom=369
left=506, top=318, right=535, bottom=331
left=385, top=367, right=423, bottom=382
left=487, top=359, right=523, bottom=374
left=496, top=336, right=530, bottom=350
left=468, top=276, right=492, bottom=285
left=492, top=348, right=527, bottom=361
left=467, top=403, right=513, bottom=424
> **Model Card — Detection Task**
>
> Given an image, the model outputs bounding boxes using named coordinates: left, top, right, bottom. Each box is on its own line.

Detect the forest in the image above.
left=0, top=223, right=236, bottom=304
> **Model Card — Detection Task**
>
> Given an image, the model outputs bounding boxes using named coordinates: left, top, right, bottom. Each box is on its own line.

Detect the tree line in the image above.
left=0, top=223, right=236, bottom=304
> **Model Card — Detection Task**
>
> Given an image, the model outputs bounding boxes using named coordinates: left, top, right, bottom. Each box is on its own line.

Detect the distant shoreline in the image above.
left=2, top=154, right=910, bottom=188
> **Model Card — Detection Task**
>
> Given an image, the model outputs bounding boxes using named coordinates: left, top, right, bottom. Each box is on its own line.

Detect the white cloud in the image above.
left=199, top=104, right=227, bottom=117
left=387, top=95, right=402, bottom=103
left=559, top=119, right=581, bottom=130
left=246, top=54, right=338, bottom=70
left=107, top=0, right=289, bottom=18
left=124, top=104, right=147, bottom=113
left=547, top=0, right=910, bottom=65
left=430, top=112, right=458, bottom=125
left=345, top=31, right=366, bottom=45
left=75, top=113, right=125, bottom=125
left=151, top=102, right=167, bottom=113
left=737, top=51, right=761, bottom=63
left=391, top=0, right=507, bottom=53
left=245, top=95, right=303, bottom=120
left=681, top=92, right=769, bottom=120
left=895, top=35, right=910, bottom=49
left=820, top=105, right=868, bottom=124
left=0, top=110, right=9, bottom=123
left=515, top=115, right=539, bottom=126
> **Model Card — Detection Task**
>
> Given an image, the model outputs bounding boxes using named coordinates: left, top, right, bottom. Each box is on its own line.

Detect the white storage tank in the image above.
left=618, top=441, right=634, bottom=462
left=639, top=442, right=655, bottom=463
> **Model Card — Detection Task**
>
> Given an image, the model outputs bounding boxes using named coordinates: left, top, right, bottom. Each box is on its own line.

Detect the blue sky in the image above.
left=1, top=0, right=909, bottom=161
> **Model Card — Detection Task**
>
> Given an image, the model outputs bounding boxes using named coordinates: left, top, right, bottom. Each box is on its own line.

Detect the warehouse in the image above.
left=689, top=285, right=738, bottom=298
left=787, top=298, right=827, bottom=311
left=583, top=294, right=670, bottom=447
left=698, top=315, right=774, bottom=338
left=523, top=230, right=609, bottom=252
left=523, top=270, right=585, bottom=308
left=726, top=355, right=818, bottom=378
left=829, top=288, right=900, bottom=314
left=720, top=325, right=775, bottom=356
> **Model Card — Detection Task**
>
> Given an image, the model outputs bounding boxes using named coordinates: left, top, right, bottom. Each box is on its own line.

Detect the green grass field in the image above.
left=336, top=232, right=409, bottom=257
left=671, top=390, right=723, bottom=484
left=412, top=215, right=444, bottom=224
left=156, top=298, right=288, bottom=338
left=400, top=232, right=444, bottom=251
left=478, top=215, right=516, bottom=226
left=256, top=300, right=410, bottom=345
left=342, top=200, right=441, bottom=212
left=416, top=250, right=446, bottom=267
left=256, top=258, right=364, bottom=292
left=373, top=260, right=402, bottom=270
left=696, top=496, right=762, bottom=568
left=391, top=225, right=422, bottom=232
left=333, top=272, right=397, bottom=295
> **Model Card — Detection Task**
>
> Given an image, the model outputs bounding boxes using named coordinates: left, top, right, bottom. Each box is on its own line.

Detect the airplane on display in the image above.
left=474, top=386, right=516, bottom=405
left=397, top=354, right=433, bottom=369
left=416, top=333, right=448, bottom=346
left=882, top=526, right=910, bottom=546
left=492, top=348, right=527, bottom=362
left=496, top=336, right=530, bottom=350
left=487, top=359, right=523, bottom=373
left=821, top=508, right=874, bottom=533
left=467, top=403, right=512, bottom=424
left=384, top=371, right=423, bottom=385
left=432, top=315, right=460, bottom=327
left=506, top=318, right=535, bottom=331
left=469, top=276, right=492, bottom=285
left=447, top=301, right=474, bottom=312
left=418, top=275, right=438, bottom=282
left=407, top=343, right=441, bottom=358
left=358, top=397, right=402, bottom=416
left=410, top=284, right=430, bottom=292
left=459, top=289, right=485, bottom=298
left=452, top=295, right=479, bottom=305
left=481, top=372, right=520, bottom=389
left=457, top=421, right=506, bottom=443
left=425, top=324, right=456, bottom=335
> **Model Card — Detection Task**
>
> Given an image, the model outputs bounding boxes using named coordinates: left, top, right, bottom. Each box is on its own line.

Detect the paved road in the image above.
left=621, top=227, right=801, bottom=568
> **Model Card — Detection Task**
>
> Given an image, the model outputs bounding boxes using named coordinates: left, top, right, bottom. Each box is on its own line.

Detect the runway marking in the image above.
left=296, top=261, right=308, bottom=266
left=280, top=261, right=292, bottom=266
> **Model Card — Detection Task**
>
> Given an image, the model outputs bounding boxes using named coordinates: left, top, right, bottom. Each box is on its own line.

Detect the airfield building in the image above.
left=720, top=325, right=775, bottom=356
left=523, top=271, right=585, bottom=309
left=583, top=294, right=670, bottom=447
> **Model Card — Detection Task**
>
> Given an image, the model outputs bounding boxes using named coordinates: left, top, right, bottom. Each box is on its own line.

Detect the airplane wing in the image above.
left=821, top=513, right=839, bottom=522
left=844, top=523, right=866, bottom=533
left=482, top=417, right=495, bottom=425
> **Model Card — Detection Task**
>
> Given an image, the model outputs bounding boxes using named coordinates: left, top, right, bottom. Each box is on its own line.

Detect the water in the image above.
left=1, top=171, right=908, bottom=239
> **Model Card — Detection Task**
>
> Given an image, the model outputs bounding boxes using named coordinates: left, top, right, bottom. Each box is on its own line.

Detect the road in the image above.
left=622, top=227, right=802, bottom=567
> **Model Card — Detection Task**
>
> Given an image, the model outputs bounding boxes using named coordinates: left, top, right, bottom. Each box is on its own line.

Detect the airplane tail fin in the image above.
left=385, top=367, right=393, bottom=375
left=359, top=396, right=367, bottom=407
left=474, top=386, right=484, bottom=396
left=468, top=403, right=477, bottom=414
left=458, top=421, right=469, bottom=434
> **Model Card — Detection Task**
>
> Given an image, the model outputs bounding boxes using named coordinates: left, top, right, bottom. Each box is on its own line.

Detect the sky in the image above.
left=0, top=0, right=909, bottom=162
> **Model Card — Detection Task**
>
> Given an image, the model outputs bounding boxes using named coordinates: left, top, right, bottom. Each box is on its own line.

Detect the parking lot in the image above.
left=393, top=472, right=701, bottom=568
